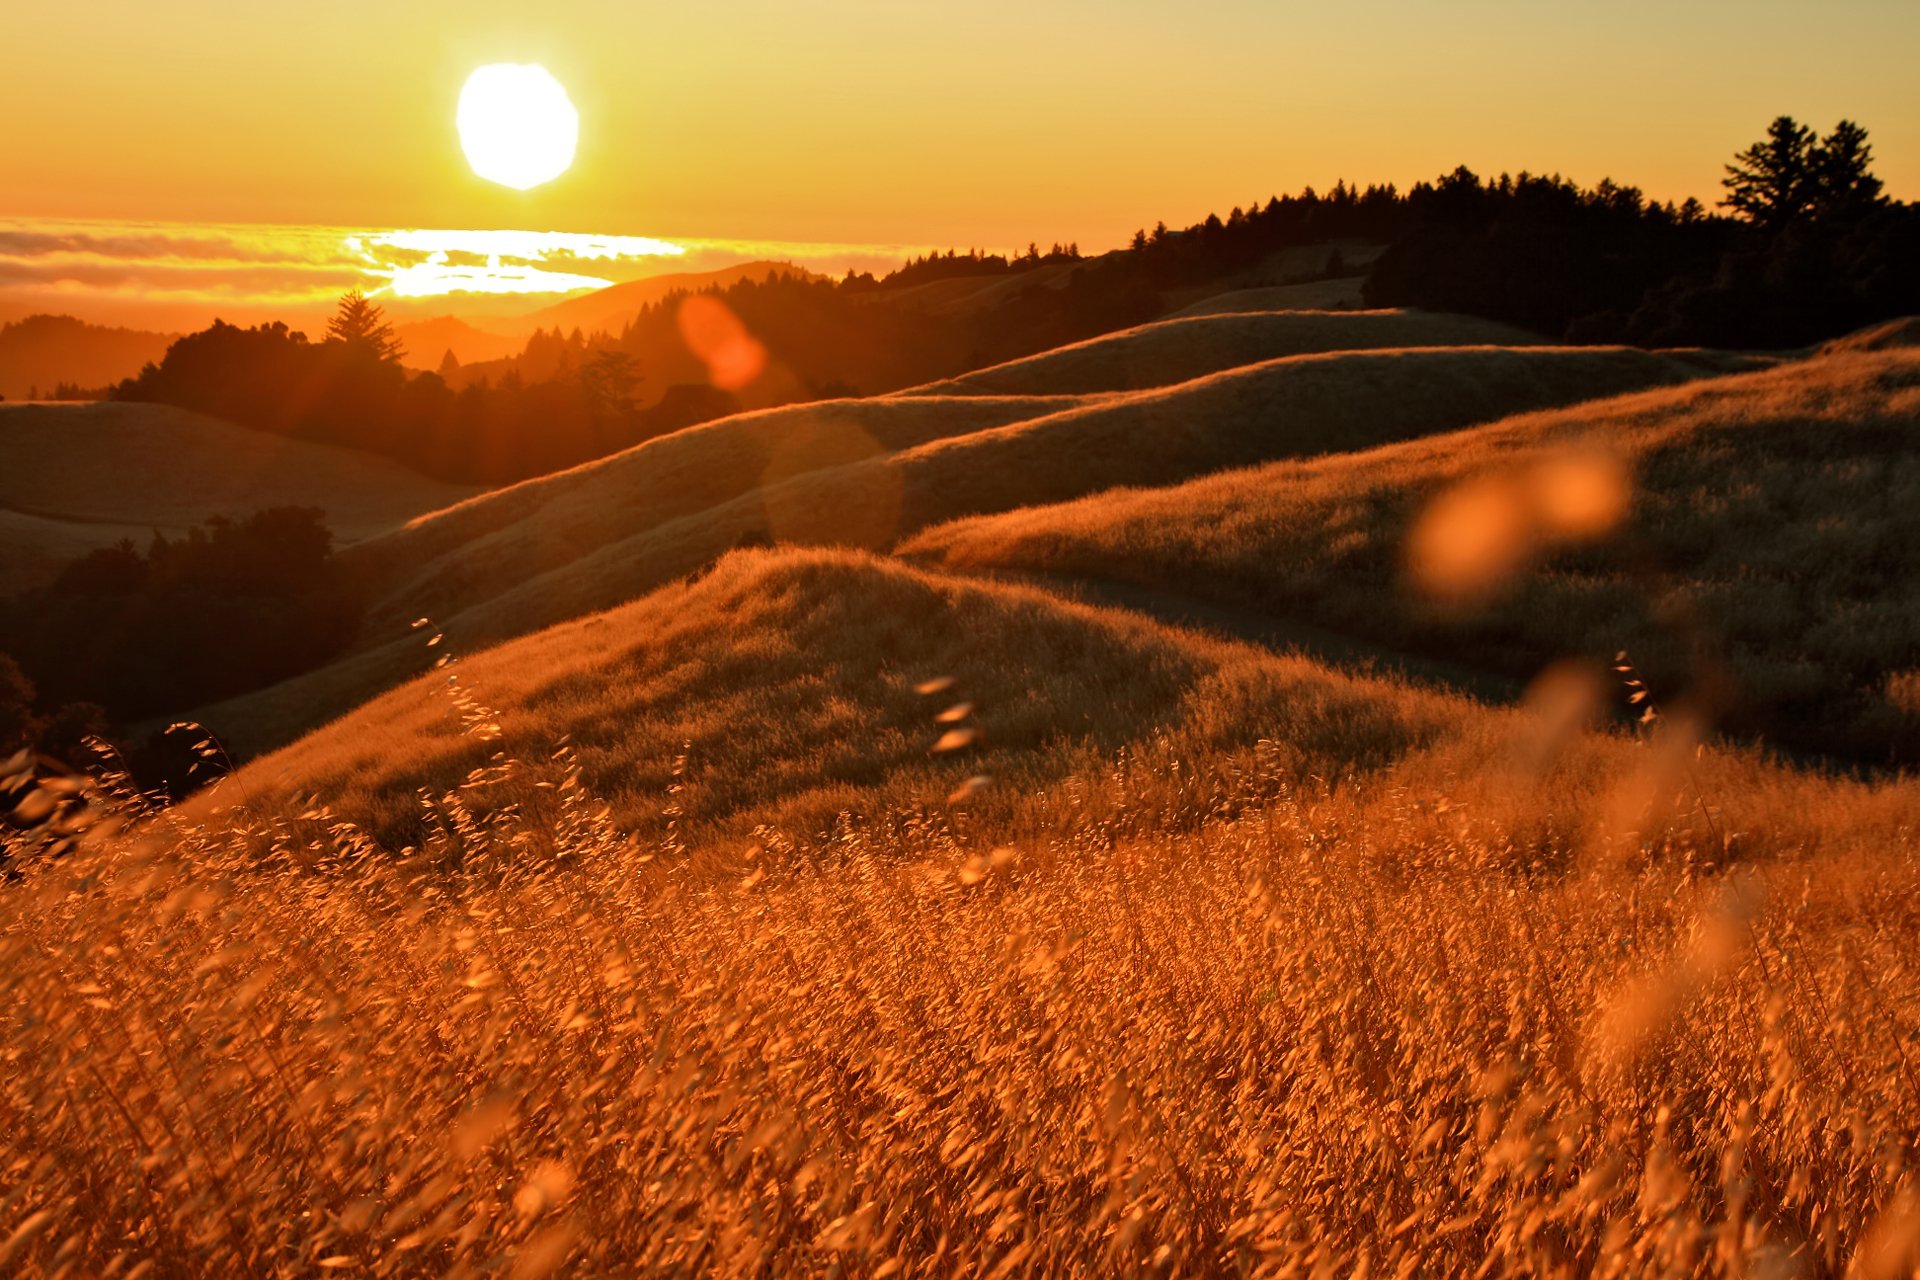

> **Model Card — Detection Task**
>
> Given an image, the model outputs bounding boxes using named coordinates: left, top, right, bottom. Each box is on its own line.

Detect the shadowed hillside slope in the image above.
left=906, top=350, right=1920, bottom=762
left=904, top=309, right=1551, bottom=395
left=342, top=392, right=1093, bottom=616
left=0, top=401, right=476, bottom=594
left=203, top=346, right=1736, bottom=755
left=1163, top=279, right=1367, bottom=318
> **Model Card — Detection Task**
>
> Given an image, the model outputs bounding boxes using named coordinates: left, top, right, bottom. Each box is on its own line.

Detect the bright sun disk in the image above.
left=458, top=64, right=578, bottom=190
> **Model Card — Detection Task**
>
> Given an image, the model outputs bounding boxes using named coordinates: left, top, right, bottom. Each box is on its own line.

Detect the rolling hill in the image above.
left=391, top=315, right=521, bottom=370
left=904, top=347, right=1920, bottom=762
left=0, top=401, right=477, bottom=595
left=901, top=309, right=1554, bottom=395
left=0, top=313, right=177, bottom=400
left=192, top=344, right=1727, bottom=755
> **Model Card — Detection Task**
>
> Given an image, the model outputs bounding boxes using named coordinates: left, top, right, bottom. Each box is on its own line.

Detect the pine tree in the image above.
left=1808, top=120, right=1884, bottom=222
left=437, top=348, right=461, bottom=379
left=1722, top=116, right=1814, bottom=229
left=325, top=290, right=404, bottom=362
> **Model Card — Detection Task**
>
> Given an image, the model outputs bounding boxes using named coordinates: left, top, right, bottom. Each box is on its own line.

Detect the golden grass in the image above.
left=5, top=545, right=1920, bottom=1275
left=1818, top=316, right=1920, bottom=356
left=903, top=310, right=1554, bottom=396
left=0, top=401, right=476, bottom=594
left=906, top=349, right=1920, bottom=763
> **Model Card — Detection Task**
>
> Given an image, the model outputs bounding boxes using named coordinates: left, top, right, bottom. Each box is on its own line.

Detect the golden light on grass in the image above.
left=457, top=65, right=579, bottom=190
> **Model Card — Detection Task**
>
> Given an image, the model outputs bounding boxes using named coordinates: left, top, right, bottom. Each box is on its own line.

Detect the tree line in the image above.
left=1365, top=117, right=1916, bottom=345
left=112, top=293, right=740, bottom=484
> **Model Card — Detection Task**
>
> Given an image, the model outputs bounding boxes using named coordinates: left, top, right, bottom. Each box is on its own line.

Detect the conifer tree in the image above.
left=325, top=290, right=404, bottom=362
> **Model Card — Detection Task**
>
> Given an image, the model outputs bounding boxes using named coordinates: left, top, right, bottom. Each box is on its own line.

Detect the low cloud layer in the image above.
left=0, top=219, right=939, bottom=330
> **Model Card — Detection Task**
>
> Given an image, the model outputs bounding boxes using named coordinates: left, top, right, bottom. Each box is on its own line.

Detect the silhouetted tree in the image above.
left=438, top=348, right=461, bottom=378
left=1808, top=120, right=1885, bottom=223
left=1722, top=116, right=1816, bottom=229
left=325, top=290, right=404, bottom=363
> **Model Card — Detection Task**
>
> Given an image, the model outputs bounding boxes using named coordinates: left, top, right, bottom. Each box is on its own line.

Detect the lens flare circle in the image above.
left=457, top=64, right=578, bottom=190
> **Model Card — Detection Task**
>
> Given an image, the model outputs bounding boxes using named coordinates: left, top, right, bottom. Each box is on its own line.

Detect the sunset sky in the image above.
left=5, top=0, right=1917, bottom=326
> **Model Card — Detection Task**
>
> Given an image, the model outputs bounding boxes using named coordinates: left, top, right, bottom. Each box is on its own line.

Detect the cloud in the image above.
left=0, top=218, right=949, bottom=323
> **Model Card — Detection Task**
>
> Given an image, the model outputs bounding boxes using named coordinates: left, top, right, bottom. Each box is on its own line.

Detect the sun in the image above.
left=458, top=64, right=578, bottom=190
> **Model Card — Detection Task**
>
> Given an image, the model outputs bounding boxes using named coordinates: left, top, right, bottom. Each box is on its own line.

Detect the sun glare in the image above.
left=457, top=64, right=578, bottom=191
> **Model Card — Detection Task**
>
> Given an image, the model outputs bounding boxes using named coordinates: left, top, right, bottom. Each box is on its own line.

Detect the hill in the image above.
left=224, top=548, right=1446, bottom=844
left=905, top=348, right=1920, bottom=762
left=902, top=309, right=1552, bottom=396
left=222, top=546, right=1916, bottom=864
left=193, top=345, right=1725, bottom=755
left=0, top=313, right=177, bottom=400
left=1163, top=278, right=1368, bottom=317
left=513, top=259, right=816, bottom=337
left=0, top=401, right=477, bottom=595
left=391, top=315, right=520, bottom=370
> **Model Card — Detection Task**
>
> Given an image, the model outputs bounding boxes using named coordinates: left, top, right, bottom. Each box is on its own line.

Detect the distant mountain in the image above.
left=391, top=315, right=522, bottom=372
left=515, top=260, right=818, bottom=337
left=0, top=314, right=178, bottom=400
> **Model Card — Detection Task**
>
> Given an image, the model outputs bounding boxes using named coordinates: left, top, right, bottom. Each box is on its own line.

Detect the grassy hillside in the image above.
left=0, top=401, right=476, bottom=594
left=157, top=345, right=1728, bottom=759
left=8, top=548, right=1919, bottom=1274
left=904, top=309, right=1553, bottom=395
left=355, top=345, right=1719, bottom=636
left=175, top=346, right=1729, bottom=757
left=342, top=392, right=1092, bottom=623
left=906, top=349, right=1920, bottom=762
left=225, top=548, right=1452, bottom=846
left=223, top=547, right=1917, bottom=863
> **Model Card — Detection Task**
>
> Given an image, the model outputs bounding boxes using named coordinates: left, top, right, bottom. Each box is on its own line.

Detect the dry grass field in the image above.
left=907, top=349, right=1920, bottom=763
left=5, top=313, right=1919, bottom=1278
left=5, top=543, right=1920, bottom=1275
left=0, top=402, right=476, bottom=594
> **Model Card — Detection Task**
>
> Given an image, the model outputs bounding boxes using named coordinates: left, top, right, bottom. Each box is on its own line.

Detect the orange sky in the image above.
left=7, top=0, right=1918, bottom=255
